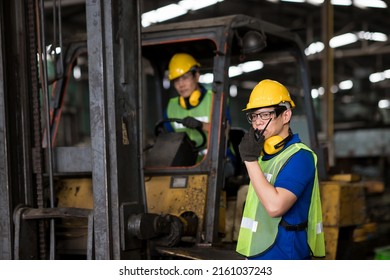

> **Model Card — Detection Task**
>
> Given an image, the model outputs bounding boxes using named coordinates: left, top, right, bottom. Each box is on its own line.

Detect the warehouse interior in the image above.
left=1, top=0, right=390, bottom=260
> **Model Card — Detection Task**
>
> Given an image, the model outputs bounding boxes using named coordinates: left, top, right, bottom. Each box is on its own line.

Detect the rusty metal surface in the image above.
left=86, top=0, right=145, bottom=259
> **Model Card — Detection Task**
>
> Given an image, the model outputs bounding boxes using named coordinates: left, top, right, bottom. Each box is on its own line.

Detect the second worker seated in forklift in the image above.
left=163, top=52, right=235, bottom=174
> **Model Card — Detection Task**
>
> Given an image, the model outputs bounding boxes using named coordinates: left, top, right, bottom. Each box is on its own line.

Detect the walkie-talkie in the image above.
left=254, top=118, right=272, bottom=142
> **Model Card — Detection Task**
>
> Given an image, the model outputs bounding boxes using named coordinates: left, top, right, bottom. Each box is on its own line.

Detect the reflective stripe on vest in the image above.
left=236, top=143, right=325, bottom=258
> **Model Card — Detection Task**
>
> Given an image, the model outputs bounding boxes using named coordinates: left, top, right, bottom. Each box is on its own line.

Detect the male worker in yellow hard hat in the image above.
left=164, top=53, right=212, bottom=156
left=164, top=53, right=235, bottom=168
left=236, top=79, right=325, bottom=259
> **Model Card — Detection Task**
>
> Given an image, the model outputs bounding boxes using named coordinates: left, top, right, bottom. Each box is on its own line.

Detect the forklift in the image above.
left=54, top=13, right=323, bottom=260
left=1, top=1, right=328, bottom=260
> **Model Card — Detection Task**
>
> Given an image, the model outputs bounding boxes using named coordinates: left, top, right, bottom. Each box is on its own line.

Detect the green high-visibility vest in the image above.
left=236, top=143, right=325, bottom=258
left=167, top=90, right=212, bottom=148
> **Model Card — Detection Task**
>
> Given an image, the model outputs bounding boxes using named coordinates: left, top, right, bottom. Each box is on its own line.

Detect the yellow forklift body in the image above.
left=145, top=175, right=208, bottom=219
left=145, top=174, right=226, bottom=236
left=55, top=178, right=93, bottom=255
left=57, top=178, right=93, bottom=209
left=320, top=180, right=367, bottom=259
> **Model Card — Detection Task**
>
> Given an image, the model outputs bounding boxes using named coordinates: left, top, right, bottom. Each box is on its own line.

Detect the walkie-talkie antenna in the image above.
left=254, top=118, right=272, bottom=141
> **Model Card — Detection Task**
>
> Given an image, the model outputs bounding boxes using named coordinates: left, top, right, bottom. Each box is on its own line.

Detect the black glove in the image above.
left=238, top=127, right=265, bottom=162
left=181, top=116, right=203, bottom=129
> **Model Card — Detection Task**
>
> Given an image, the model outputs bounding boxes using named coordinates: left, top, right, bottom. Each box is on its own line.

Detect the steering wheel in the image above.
left=154, top=118, right=207, bottom=152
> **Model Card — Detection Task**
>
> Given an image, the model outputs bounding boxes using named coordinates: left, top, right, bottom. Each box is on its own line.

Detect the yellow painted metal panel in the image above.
left=320, top=181, right=366, bottom=227
left=323, top=226, right=339, bottom=260
left=56, top=178, right=93, bottom=209
left=145, top=175, right=208, bottom=222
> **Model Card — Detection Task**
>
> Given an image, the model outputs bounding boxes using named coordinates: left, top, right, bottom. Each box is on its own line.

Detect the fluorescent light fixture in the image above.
left=369, top=72, right=385, bottom=83
left=305, top=41, right=324, bottom=55
left=179, top=0, right=224, bottom=11
left=229, top=60, right=264, bottom=77
left=307, top=0, right=324, bottom=5
left=73, top=65, right=81, bottom=80
left=329, top=33, right=358, bottom=48
left=156, top=4, right=187, bottom=22
left=378, top=99, right=390, bottom=109
left=282, top=0, right=305, bottom=3
left=46, top=44, right=61, bottom=55
left=240, top=61, right=264, bottom=72
left=357, top=31, right=388, bottom=42
left=228, top=66, right=243, bottom=77
left=142, top=0, right=224, bottom=27
left=311, top=87, right=325, bottom=99
left=354, top=0, right=387, bottom=8
left=142, top=4, right=187, bottom=26
left=283, top=0, right=353, bottom=6
left=338, top=80, right=353, bottom=90
left=306, top=31, right=387, bottom=55
left=311, top=88, right=320, bottom=99
left=163, top=76, right=170, bottom=89
left=281, top=0, right=386, bottom=8
left=229, top=84, right=238, bottom=97
left=370, top=32, right=388, bottom=41
left=199, top=73, right=214, bottom=84
left=331, top=0, right=352, bottom=6
left=142, top=11, right=157, bottom=27
left=369, top=69, right=390, bottom=83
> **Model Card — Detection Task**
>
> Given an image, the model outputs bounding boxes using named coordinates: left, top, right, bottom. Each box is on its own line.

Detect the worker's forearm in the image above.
left=244, top=161, right=289, bottom=217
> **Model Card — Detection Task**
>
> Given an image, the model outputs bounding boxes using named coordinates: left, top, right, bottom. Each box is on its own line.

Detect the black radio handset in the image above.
left=254, top=118, right=272, bottom=142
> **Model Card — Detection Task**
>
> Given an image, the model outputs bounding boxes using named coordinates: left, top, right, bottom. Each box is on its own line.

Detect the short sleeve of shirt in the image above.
left=274, top=149, right=315, bottom=198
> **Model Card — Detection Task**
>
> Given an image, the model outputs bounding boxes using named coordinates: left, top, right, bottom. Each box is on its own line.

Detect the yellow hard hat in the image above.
left=243, top=79, right=295, bottom=111
left=168, top=53, right=200, bottom=81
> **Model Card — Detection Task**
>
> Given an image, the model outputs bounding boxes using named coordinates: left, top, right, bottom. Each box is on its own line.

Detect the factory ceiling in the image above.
left=43, top=0, right=390, bottom=126
left=43, top=0, right=390, bottom=85
left=140, top=0, right=390, bottom=88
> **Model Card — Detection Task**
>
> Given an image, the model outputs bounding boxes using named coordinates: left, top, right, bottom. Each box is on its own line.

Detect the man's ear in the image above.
left=282, top=109, right=292, bottom=124
left=194, top=71, right=200, bottom=81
